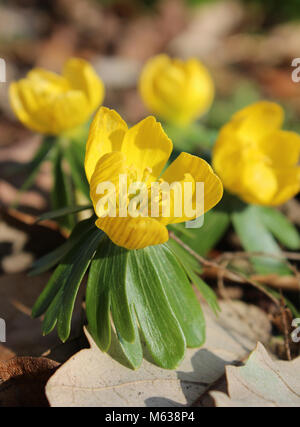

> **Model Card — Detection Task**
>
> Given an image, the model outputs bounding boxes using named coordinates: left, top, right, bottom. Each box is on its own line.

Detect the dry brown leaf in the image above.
left=0, top=356, right=59, bottom=407
left=0, top=209, right=66, bottom=275
left=46, top=301, right=271, bottom=407
left=0, top=272, right=58, bottom=359
left=0, top=271, right=85, bottom=361
left=211, top=342, right=300, bottom=407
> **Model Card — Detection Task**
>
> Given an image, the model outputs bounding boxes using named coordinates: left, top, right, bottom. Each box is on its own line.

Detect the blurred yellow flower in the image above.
left=213, top=101, right=300, bottom=206
left=10, top=58, right=104, bottom=135
left=139, top=54, right=214, bottom=126
left=85, top=107, right=223, bottom=250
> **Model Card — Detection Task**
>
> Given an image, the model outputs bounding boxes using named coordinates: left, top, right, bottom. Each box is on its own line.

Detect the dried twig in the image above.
left=216, top=250, right=300, bottom=263
left=169, top=231, right=280, bottom=306
left=216, top=250, right=300, bottom=292
left=217, top=259, right=230, bottom=301
left=279, top=291, right=292, bottom=361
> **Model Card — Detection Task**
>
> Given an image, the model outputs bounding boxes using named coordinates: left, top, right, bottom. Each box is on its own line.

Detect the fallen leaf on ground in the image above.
left=0, top=356, right=58, bottom=407
left=0, top=272, right=85, bottom=361
left=211, top=342, right=300, bottom=407
left=46, top=300, right=271, bottom=407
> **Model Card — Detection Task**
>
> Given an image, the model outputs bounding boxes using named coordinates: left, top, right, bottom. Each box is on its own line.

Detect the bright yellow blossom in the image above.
left=213, top=101, right=300, bottom=206
left=85, top=107, right=223, bottom=250
left=139, top=54, right=214, bottom=126
left=10, top=58, right=104, bottom=135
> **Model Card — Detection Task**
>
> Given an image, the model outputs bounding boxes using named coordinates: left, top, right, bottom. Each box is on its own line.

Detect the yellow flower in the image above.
left=9, top=58, right=104, bottom=135
left=213, top=101, right=300, bottom=206
left=85, top=107, right=223, bottom=250
left=139, top=54, right=214, bottom=126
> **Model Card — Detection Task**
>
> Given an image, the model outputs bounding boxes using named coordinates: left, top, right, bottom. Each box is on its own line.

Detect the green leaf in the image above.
left=86, top=240, right=195, bottom=368
left=127, top=248, right=186, bottom=369
left=257, top=206, right=300, bottom=250
left=185, top=208, right=230, bottom=256
left=167, top=238, right=202, bottom=274
left=65, top=144, right=90, bottom=199
left=232, top=205, right=291, bottom=276
left=32, top=225, right=101, bottom=319
left=86, top=238, right=135, bottom=351
left=51, top=146, right=75, bottom=230
left=171, top=207, right=230, bottom=257
left=57, top=228, right=104, bottom=342
left=167, top=240, right=220, bottom=315
left=32, top=227, right=103, bottom=340
left=32, top=261, right=72, bottom=319
left=36, top=204, right=92, bottom=223
left=116, top=307, right=143, bottom=370
left=168, top=223, right=195, bottom=239
left=42, top=289, right=63, bottom=335
left=109, top=244, right=135, bottom=344
left=151, top=245, right=206, bottom=348
left=86, top=244, right=111, bottom=351
left=11, top=136, right=54, bottom=207
left=30, top=217, right=96, bottom=276
left=187, top=269, right=220, bottom=316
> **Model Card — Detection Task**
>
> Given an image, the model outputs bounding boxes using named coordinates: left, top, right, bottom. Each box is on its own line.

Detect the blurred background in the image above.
left=1, top=0, right=300, bottom=213
left=0, top=0, right=299, bottom=362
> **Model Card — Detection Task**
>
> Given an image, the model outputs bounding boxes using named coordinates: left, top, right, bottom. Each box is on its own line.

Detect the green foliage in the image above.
left=167, top=238, right=220, bottom=315
left=257, top=207, right=300, bottom=251
left=149, top=244, right=206, bottom=348
left=171, top=208, right=231, bottom=257
left=30, top=216, right=96, bottom=276
left=65, top=141, right=90, bottom=199
left=11, top=126, right=91, bottom=222
left=36, top=204, right=92, bottom=223
left=32, top=227, right=104, bottom=340
left=32, top=219, right=212, bottom=369
left=231, top=203, right=292, bottom=276
left=51, top=145, right=76, bottom=230
left=86, top=236, right=135, bottom=351
left=11, top=136, right=54, bottom=208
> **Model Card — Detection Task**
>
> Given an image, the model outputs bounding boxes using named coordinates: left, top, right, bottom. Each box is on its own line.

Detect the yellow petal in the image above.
left=9, top=79, right=48, bottom=133
left=161, top=152, right=223, bottom=223
left=271, top=167, right=300, bottom=206
left=27, top=68, right=70, bottom=93
left=241, top=161, right=278, bottom=205
left=180, top=58, right=214, bottom=124
left=10, top=68, right=91, bottom=134
left=89, top=151, right=128, bottom=215
left=139, top=55, right=214, bottom=126
left=226, top=101, right=284, bottom=144
left=213, top=133, right=247, bottom=195
left=121, top=116, right=172, bottom=181
left=95, top=216, right=169, bottom=250
left=85, top=107, right=128, bottom=182
left=10, top=59, right=104, bottom=135
left=139, top=54, right=177, bottom=123
left=49, top=90, right=90, bottom=134
left=63, top=58, right=104, bottom=111
left=259, top=130, right=300, bottom=167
